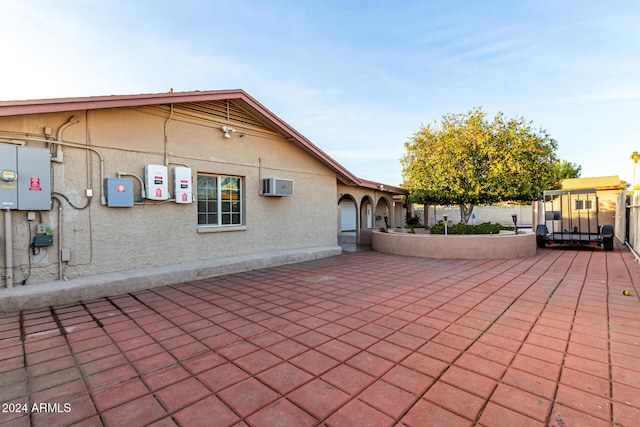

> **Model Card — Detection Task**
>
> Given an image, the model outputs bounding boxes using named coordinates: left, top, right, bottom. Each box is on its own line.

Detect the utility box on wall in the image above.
left=105, top=178, right=134, bottom=207
left=0, top=144, right=18, bottom=209
left=173, top=166, right=192, bottom=204
left=0, top=144, right=51, bottom=210
left=17, top=146, right=52, bottom=210
left=145, top=164, right=169, bottom=200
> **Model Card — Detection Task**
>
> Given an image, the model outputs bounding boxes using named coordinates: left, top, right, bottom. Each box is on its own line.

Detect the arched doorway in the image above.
left=338, top=195, right=357, bottom=231
left=338, top=194, right=360, bottom=251
left=375, top=197, right=391, bottom=229
left=360, top=196, right=374, bottom=230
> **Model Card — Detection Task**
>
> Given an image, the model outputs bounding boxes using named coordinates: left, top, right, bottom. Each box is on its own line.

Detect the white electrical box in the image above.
left=145, top=164, right=168, bottom=200
left=173, top=167, right=192, bottom=204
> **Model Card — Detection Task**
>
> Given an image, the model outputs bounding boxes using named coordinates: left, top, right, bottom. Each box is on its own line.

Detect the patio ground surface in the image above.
left=1, top=242, right=639, bottom=426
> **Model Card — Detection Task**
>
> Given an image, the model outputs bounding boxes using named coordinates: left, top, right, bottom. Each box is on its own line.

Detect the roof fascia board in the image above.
left=0, top=89, right=361, bottom=185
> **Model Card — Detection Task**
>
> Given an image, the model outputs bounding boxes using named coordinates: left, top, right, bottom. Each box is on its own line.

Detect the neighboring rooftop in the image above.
left=561, top=175, right=626, bottom=191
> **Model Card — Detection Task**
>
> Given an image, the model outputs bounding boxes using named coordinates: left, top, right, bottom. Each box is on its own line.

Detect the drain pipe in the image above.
left=3, top=209, right=13, bottom=288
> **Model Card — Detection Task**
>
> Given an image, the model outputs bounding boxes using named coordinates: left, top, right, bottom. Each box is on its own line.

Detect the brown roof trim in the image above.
left=0, top=90, right=246, bottom=116
left=357, top=178, right=406, bottom=195
left=0, top=89, right=361, bottom=185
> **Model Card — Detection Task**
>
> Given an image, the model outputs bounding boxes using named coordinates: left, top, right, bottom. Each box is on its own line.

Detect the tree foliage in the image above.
left=554, top=160, right=582, bottom=180
left=631, top=151, right=640, bottom=188
left=401, top=107, right=563, bottom=223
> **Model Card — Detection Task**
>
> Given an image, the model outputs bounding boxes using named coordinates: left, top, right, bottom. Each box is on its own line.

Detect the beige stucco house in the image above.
left=0, top=90, right=405, bottom=292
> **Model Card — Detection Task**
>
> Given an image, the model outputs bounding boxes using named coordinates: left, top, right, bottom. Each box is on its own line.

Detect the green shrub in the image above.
left=405, top=213, right=422, bottom=227
left=428, top=221, right=514, bottom=235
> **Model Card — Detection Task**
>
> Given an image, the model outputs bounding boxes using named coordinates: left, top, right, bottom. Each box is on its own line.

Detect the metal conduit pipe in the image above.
left=3, top=210, right=13, bottom=288
left=117, top=172, right=146, bottom=199
left=0, top=136, right=107, bottom=205
left=164, top=104, right=174, bottom=167
left=52, top=116, right=81, bottom=163
left=51, top=196, right=64, bottom=281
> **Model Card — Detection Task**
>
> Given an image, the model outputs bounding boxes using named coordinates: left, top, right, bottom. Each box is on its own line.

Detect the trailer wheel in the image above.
left=537, top=236, right=546, bottom=248
left=603, top=236, right=613, bottom=251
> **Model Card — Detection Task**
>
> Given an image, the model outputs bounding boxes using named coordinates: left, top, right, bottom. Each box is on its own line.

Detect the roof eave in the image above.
left=0, top=89, right=361, bottom=185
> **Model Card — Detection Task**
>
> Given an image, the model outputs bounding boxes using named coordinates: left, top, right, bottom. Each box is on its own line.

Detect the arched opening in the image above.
left=338, top=194, right=361, bottom=251
left=360, top=196, right=374, bottom=229
left=375, top=197, right=391, bottom=229
left=338, top=195, right=357, bottom=231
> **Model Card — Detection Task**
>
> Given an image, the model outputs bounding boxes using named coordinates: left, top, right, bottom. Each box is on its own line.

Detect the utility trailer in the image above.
left=536, top=188, right=614, bottom=251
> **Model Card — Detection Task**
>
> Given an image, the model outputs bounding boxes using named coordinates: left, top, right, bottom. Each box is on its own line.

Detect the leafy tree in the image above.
left=401, top=107, right=561, bottom=224
left=554, top=160, right=582, bottom=180
left=631, top=151, right=640, bottom=188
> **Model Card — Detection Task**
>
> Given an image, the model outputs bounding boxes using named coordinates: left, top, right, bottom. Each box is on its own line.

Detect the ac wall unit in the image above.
left=262, top=178, right=294, bottom=197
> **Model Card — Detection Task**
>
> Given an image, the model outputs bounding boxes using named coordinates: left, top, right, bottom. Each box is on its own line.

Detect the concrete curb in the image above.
left=0, top=246, right=342, bottom=312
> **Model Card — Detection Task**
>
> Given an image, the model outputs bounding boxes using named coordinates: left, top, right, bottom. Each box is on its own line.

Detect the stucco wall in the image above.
left=372, top=230, right=537, bottom=259
left=415, top=204, right=533, bottom=228
left=0, top=105, right=339, bottom=285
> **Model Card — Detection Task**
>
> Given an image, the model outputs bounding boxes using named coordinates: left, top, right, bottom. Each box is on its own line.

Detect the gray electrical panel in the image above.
left=17, top=146, right=51, bottom=210
left=0, top=144, right=18, bottom=209
left=0, top=144, right=51, bottom=210
left=105, top=178, right=134, bottom=207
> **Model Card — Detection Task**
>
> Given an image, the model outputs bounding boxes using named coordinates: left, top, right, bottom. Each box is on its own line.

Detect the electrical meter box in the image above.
left=145, top=164, right=168, bottom=200
left=105, top=178, right=134, bottom=207
left=0, top=144, right=51, bottom=210
left=17, top=146, right=52, bottom=210
left=0, top=144, right=18, bottom=209
left=173, top=166, right=192, bottom=204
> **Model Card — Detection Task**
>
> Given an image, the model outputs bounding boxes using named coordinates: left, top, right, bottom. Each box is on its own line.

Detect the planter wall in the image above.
left=372, top=230, right=536, bottom=259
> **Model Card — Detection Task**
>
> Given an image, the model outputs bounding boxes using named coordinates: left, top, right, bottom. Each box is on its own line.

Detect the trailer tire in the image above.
left=537, top=236, right=546, bottom=248
left=603, top=236, right=613, bottom=251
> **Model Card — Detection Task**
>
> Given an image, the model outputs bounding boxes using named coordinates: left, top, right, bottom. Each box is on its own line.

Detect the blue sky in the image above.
left=2, top=0, right=639, bottom=186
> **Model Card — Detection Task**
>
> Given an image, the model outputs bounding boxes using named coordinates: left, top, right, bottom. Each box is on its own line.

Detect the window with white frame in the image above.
left=197, top=174, right=242, bottom=226
left=574, top=199, right=594, bottom=211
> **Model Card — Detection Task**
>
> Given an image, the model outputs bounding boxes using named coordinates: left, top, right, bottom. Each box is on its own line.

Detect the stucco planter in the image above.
left=392, top=228, right=431, bottom=234
left=372, top=230, right=536, bottom=259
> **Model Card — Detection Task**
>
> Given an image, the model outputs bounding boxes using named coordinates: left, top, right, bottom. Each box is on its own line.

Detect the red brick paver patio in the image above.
left=1, top=243, right=639, bottom=426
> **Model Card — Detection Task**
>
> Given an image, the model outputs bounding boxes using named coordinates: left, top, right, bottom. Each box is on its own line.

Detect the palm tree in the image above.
left=632, top=151, right=640, bottom=189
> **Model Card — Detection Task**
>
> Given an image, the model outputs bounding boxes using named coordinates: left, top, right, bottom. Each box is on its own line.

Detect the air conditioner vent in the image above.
left=262, top=178, right=294, bottom=197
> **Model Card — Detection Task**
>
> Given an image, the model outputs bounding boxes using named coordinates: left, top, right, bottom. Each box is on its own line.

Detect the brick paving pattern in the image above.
left=0, top=242, right=639, bottom=426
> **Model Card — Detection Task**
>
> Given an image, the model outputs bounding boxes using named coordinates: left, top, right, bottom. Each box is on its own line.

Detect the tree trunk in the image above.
left=459, top=204, right=474, bottom=224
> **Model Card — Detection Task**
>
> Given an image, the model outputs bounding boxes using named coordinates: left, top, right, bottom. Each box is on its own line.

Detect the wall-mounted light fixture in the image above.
left=220, top=126, right=236, bottom=139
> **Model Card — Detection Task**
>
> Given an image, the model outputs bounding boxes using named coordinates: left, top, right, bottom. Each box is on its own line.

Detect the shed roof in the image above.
left=561, top=175, right=625, bottom=191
